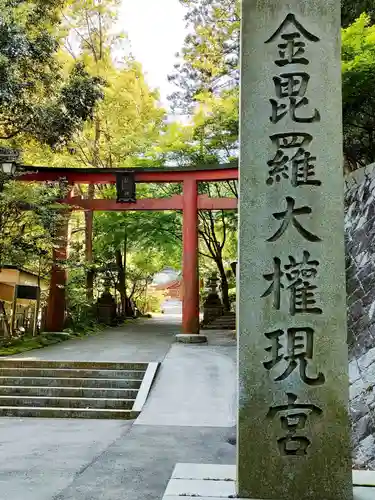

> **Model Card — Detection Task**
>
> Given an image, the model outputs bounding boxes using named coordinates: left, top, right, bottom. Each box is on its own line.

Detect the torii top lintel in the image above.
left=19, top=162, right=239, bottom=184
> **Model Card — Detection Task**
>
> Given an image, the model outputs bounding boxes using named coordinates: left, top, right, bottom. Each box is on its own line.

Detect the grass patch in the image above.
left=0, top=324, right=105, bottom=356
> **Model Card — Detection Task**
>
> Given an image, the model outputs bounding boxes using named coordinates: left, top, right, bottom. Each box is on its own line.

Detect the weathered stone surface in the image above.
left=358, top=347, right=375, bottom=371
left=353, top=435, right=375, bottom=469
left=350, top=360, right=361, bottom=384
left=353, top=415, right=375, bottom=445
left=238, top=1, right=351, bottom=499
left=175, top=334, right=207, bottom=344
left=363, top=363, right=375, bottom=386
left=351, top=398, right=369, bottom=424
left=350, top=379, right=366, bottom=401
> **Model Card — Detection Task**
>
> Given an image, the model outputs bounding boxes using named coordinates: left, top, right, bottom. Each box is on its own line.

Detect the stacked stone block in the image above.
left=346, top=164, right=375, bottom=468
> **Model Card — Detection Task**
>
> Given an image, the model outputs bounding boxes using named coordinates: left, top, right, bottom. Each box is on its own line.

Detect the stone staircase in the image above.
left=202, top=311, right=236, bottom=330
left=0, top=359, right=159, bottom=419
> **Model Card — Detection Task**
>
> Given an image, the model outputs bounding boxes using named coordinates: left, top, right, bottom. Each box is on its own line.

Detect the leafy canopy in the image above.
left=342, top=0, right=375, bottom=27
left=342, top=13, right=375, bottom=168
left=0, top=0, right=104, bottom=148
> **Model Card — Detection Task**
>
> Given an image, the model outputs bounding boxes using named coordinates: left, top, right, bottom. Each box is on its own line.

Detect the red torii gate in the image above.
left=20, top=163, right=239, bottom=336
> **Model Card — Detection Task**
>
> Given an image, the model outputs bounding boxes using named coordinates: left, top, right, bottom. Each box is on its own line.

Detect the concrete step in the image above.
left=211, top=319, right=236, bottom=324
left=0, top=368, right=146, bottom=379
left=0, top=376, right=142, bottom=388
left=0, top=396, right=134, bottom=409
left=0, top=406, right=138, bottom=419
left=203, top=324, right=235, bottom=330
left=0, top=360, right=159, bottom=420
left=0, top=386, right=139, bottom=399
left=202, top=316, right=236, bottom=330
left=0, top=360, right=148, bottom=370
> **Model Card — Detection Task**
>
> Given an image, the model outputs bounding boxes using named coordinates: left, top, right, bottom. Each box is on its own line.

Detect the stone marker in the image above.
left=238, top=1, right=352, bottom=499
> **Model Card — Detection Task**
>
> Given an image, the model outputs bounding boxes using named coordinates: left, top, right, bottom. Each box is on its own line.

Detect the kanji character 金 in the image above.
left=265, top=13, right=320, bottom=67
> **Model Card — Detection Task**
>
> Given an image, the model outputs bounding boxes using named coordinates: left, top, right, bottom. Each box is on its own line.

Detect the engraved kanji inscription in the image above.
left=270, top=96, right=320, bottom=124
left=263, top=257, right=283, bottom=309
left=273, top=72, right=310, bottom=98
left=267, top=197, right=321, bottom=242
left=262, top=251, right=322, bottom=314
left=267, top=133, right=321, bottom=186
left=265, top=13, right=320, bottom=67
left=263, top=327, right=325, bottom=385
left=271, top=132, right=312, bottom=149
left=285, top=251, right=322, bottom=314
left=267, top=392, right=323, bottom=456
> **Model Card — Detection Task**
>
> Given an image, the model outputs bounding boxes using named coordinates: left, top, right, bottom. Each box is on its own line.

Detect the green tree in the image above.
left=91, top=201, right=182, bottom=316
left=22, top=0, right=165, bottom=303
left=0, top=0, right=103, bottom=148
left=342, top=0, right=375, bottom=27
left=169, top=0, right=240, bottom=112
left=342, top=14, right=375, bottom=169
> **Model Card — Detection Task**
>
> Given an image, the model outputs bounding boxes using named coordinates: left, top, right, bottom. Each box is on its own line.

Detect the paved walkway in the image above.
left=0, top=316, right=237, bottom=500
left=9, top=315, right=180, bottom=362
left=136, top=342, right=236, bottom=428
left=0, top=317, right=371, bottom=499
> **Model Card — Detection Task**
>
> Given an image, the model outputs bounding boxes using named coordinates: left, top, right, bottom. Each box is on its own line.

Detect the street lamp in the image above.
left=0, top=148, right=20, bottom=191
left=0, top=161, right=17, bottom=175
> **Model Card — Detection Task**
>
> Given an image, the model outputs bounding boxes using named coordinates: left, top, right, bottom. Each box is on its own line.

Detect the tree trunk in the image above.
left=85, top=201, right=94, bottom=303
left=216, top=259, right=230, bottom=312
left=115, top=249, right=126, bottom=317
left=85, top=116, right=100, bottom=302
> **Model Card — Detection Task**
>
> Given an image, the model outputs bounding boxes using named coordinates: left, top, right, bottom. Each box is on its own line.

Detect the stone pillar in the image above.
left=237, top=2, right=352, bottom=500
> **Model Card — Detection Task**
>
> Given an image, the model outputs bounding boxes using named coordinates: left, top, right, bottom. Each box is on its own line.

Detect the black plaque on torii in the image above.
left=116, top=171, right=136, bottom=203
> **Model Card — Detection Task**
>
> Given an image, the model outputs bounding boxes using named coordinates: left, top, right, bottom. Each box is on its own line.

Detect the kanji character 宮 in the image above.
left=267, top=392, right=323, bottom=456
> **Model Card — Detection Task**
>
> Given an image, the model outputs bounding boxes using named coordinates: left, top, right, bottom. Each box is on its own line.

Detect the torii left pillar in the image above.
left=45, top=213, right=69, bottom=332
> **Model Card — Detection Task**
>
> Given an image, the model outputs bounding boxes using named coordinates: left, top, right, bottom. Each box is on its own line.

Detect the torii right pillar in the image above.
left=237, top=1, right=352, bottom=499
left=178, top=177, right=206, bottom=343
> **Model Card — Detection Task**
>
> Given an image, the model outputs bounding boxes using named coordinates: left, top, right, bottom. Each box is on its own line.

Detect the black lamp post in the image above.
left=0, top=148, right=19, bottom=192
left=0, top=161, right=17, bottom=175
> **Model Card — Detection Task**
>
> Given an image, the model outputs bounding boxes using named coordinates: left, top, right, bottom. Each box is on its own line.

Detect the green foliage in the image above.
left=342, top=14, right=375, bottom=168
left=169, top=0, right=240, bottom=112
left=91, top=205, right=182, bottom=308
left=0, top=327, right=102, bottom=355
left=0, top=178, right=69, bottom=270
left=0, top=0, right=104, bottom=147
left=65, top=269, right=98, bottom=331
left=342, top=0, right=375, bottom=27
left=171, top=0, right=375, bottom=173
left=138, top=291, right=163, bottom=314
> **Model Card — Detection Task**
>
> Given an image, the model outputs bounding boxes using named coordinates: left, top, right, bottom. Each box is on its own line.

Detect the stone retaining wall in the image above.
left=346, top=164, right=375, bottom=468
